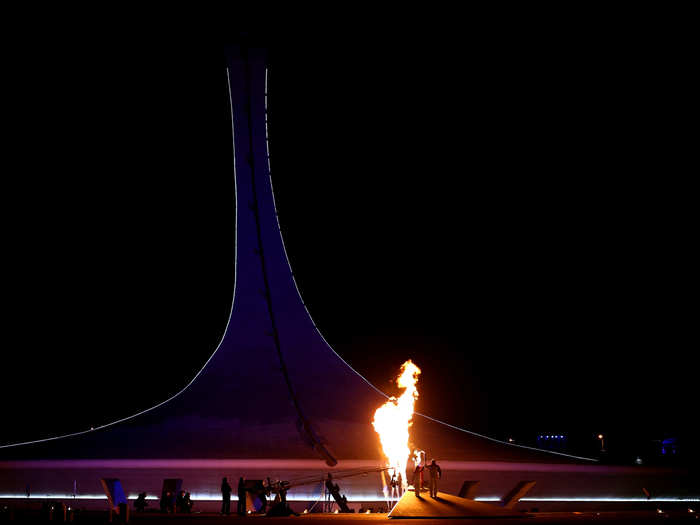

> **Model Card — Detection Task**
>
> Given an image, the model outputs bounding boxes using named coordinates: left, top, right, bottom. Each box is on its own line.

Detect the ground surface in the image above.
left=3, top=510, right=699, bottom=523
left=388, top=491, right=519, bottom=518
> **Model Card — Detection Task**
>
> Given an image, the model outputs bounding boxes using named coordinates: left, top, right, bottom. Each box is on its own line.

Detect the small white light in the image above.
left=303, top=509, right=308, bottom=514
left=334, top=509, right=339, bottom=514
left=366, top=509, right=371, bottom=513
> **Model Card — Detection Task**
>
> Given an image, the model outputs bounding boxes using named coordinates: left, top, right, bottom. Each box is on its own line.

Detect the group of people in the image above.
left=217, top=453, right=443, bottom=516
left=155, top=489, right=193, bottom=513
left=220, top=476, right=247, bottom=516
left=389, top=471, right=403, bottom=500
left=176, top=491, right=194, bottom=513
left=412, top=450, right=442, bottom=498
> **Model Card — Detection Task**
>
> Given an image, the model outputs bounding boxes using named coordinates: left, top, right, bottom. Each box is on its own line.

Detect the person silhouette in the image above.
left=134, top=492, right=148, bottom=512
left=412, top=450, right=425, bottom=495
left=390, top=472, right=399, bottom=502
left=159, top=489, right=169, bottom=513
left=237, top=477, right=246, bottom=516
left=426, top=459, right=442, bottom=498
left=175, top=490, right=183, bottom=513
left=221, top=477, right=232, bottom=515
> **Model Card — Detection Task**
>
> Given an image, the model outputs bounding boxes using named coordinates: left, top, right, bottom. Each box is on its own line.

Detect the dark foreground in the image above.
left=2, top=510, right=699, bottom=524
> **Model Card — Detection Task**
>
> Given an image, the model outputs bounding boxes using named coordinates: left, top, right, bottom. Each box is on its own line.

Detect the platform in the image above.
left=388, top=491, right=523, bottom=518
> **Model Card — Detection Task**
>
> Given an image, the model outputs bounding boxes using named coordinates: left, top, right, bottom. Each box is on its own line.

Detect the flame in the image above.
left=372, top=360, right=421, bottom=488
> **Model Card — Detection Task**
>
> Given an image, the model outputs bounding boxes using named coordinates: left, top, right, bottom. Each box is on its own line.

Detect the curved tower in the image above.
left=3, top=44, right=685, bottom=510
left=0, top=44, right=570, bottom=466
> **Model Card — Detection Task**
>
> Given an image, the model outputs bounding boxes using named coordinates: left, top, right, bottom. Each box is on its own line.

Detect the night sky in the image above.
left=2, top=31, right=695, bottom=462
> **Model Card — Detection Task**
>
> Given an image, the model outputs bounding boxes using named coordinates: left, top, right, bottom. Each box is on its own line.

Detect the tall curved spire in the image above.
left=0, top=44, right=593, bottom=467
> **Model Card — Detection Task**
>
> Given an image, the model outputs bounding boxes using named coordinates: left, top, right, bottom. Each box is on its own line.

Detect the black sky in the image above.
left=2, top=30, right=695, bottom=460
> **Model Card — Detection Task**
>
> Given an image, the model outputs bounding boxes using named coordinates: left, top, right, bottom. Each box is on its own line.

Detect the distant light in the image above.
left=598, top=434, right=604, bottom=440
left=303, top=509, right=308, bottom=514
left=657, top=508, right=664, bottom=514
left=508, top=438, right=514, bottom=443
left=688, top=508, right=695, bottom=513
left=366, top=509, right=371, bottom=514
left=334, top=509, right=339, bottom=514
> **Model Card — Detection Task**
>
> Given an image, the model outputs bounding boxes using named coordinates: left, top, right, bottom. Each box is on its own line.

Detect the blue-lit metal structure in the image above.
left=0, top=45, right=576, bottom=466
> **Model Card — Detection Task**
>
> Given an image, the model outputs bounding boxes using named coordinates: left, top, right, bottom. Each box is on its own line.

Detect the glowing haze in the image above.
left=372, top=360, right=421, bottom=488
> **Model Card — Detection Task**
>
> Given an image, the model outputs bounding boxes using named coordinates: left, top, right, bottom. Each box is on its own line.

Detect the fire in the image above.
left=372, top=360, right=421, bottom=488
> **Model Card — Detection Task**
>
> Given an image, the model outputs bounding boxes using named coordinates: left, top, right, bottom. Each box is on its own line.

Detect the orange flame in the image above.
left=372, top=360, right=421, bottom=488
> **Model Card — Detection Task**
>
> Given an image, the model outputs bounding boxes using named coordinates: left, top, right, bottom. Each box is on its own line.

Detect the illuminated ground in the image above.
left=2, top=509, right=699, bottom=523
left=388, top=491, right=520, bottom=518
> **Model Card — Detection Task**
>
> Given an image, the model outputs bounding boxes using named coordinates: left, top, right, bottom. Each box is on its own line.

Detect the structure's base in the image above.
left=388, top=491, right=523, bottom=519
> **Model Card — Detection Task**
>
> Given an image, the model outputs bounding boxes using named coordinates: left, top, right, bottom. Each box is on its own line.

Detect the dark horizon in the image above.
left=1, top=34, right=695, bottom=464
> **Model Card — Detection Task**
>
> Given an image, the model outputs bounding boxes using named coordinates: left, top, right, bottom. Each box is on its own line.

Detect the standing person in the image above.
left=426, top=459, right=442, bottom=498
left=159, top=489, right=169, bottom=513
left=175, top=490, right=185, bottom=513
left=237, top=477, right=246, bottom=516
left=134, top=492, right=148, bottom=512
left=389, top=472, right=399, bottom=502
left=221, top=477, right=232, bottom=515
left=419, top=451, right=426, bottom=491
left=412, top=450, right=425, bottom=495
